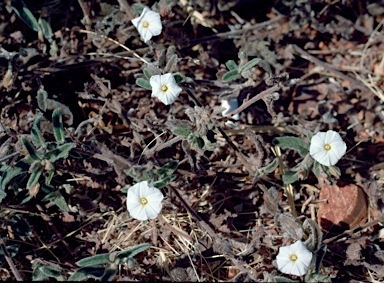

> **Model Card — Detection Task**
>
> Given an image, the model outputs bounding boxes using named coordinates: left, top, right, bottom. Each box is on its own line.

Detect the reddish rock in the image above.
left=317, top=184, right=368, bottom=233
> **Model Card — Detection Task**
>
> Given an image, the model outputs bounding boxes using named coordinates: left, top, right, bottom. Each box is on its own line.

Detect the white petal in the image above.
left=290, top=262, right=306, bottom=276
left=141, top=28, right=153, bottom=43
left=129, top=203, right=147, bottom=220
left=311, top=132, right=326, bottom=145
left=277, top=258, right=295, bottom=274
left=161, top=73, right=174, bottom=83
left=150, top=75, right=161, bottom=89
left=167, top=83, right=183, bottom=97
left=144, top=202, right=161, bottom=219
left=157, top=92, right=176, bottom=105
left=131, top=17, right=140, bottom=28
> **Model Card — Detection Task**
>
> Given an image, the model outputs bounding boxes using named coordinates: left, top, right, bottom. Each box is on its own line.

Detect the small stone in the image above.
left=317, top=183, right=368, bottom=233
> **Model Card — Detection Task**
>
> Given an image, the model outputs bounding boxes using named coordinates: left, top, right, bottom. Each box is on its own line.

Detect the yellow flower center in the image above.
left=142, top=21, right=149, bottom=28
left=324, top=143, right=332, bottom=151
left=140, top=197, right=148, bottom=205
left=161, top=85, right=168, bottom=92
left=289, top=254, right=298, bottom=262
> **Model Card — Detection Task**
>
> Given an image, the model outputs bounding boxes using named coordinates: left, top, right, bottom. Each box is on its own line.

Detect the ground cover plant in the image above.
left=0, top=0, right=384, bottom=281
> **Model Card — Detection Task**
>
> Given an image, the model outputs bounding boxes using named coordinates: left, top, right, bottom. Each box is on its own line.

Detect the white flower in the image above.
left=150, top=73, right=182, bottom=105
left=309, top=130, right=347, bottom=166
left=276, top=240, right=313, bottom=276
left=131, top=7, right=162, bottom=43
left=126, top=181, right=164, bottom=221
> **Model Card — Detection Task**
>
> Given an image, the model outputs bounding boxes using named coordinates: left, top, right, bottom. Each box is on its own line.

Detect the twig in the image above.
left=322, top=216, right=384, bottom=245
left=0, top=235, right=23, bottom=281
left=168, top=185, right=255, bottom=280
left=224, top=84, right=281, bottom=119
left=186, top=15, right=285, bottom=46
left=117, top=0, right=134, bottom=20
left=182, top=87, right=255, bottom=175
left=77, top=0, right=92, bottom=32
left=143, top=135, right=184, bottom=157
left=79, top=29, right=149, bottom=64
left=291, top=44, right=368, bottom=90
left=36, top=204, right=74, bottom=256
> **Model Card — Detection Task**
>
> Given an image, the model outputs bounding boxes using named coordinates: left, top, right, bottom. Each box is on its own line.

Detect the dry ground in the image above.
left=0, top=0, right=384, bottom=282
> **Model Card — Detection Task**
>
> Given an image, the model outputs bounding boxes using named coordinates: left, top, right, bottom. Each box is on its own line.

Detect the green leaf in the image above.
left=260, top=158, right=279, bottom=174
left=114, top=243, right=150, bottom=264
left=45, top=142, right=74, bottom=163
left=225, top=60, right=238, bottom=70
left=136, top=78, right=152, bottom=90
left=31, top=111, right=46, bottom=148
left=26, top=165, right=43, bottom=190
left=76, top=253, right=112, bottom=267
left=273, top=276, right=299, bottom=283
left=0, top=189, right=6, bottom=203
left=240, top=58, right=261, bottom=73
left=315, top=244, right=327, bottom=273
left=37, top=87, right=48, bottom=112
left=21, top=136, right=42, bottom=160
left=171, top=127, right=192, bottom=138
left=49, top=40, right=58, bottom=56
left=39, top=266, right=62, bottom=279
left=273, top=136, right=309, bottom=157
left=173, top=73, right=186, bottom=84
left=38, top=16, right=53, bottom=42
left=7, top=215, right=32, bottom=237
left=164, top=54, right=178, bottom=73
left=11, top=0, right=41, bottom=32
left=68, top=265, right=115, bottom=281
left=0, top=160, right=30, bottom=192
left=222, top=69, right=241, bottom=82
left=143, top=69, right=152, bottom=80
left=311, top=160, right=321, bottom=178
left=154, top=160, right=179, bottom=177
left=282, top=170, right=299, bottom=184
left=52, top=108, right=65, bottom=144
left=42, top=190, right=69, bottom=212
left=133, top=4, right=144, bottom=16
left=153, top=175, right=176, bottom=188
left=196, top=136, right=205, bottom=149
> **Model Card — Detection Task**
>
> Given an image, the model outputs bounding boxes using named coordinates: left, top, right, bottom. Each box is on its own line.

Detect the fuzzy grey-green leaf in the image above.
left=11, top=0, right=41, bottom=32
left=52, top=108, right=65, bottom=144
left=222, top=69, right=241, bottom=82
left=225, top=60, right=238, bottom=70
left=136, top=78, right=152, bottom=90
left=27, top=165, right=43, bottom=189
left=273, top=136, right=309, bottom=157
left=22, top=136, right=42, bottom=161
left=282, top=170, right=299, bottom=184
left=45, top=143, right=74, bottom=163
left=37, top=88, right=48, bottom=112
left=76, top=254, right=112, bottom=267
left=240, top=58, right=261, bottom=72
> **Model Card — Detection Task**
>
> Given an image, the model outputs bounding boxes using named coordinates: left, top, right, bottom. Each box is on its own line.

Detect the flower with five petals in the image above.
left=126, top=181, right=164, bottom=221
left=131, top=7, right=162, bottom=43
left=150, top=73, right=182, bottom=105
left=276, top=240, right=313, bottom=276
left=309, top=130, right=347, bottom=166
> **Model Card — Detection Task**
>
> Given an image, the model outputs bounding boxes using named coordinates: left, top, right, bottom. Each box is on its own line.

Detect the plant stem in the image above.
left=0, top=235, right=23, bottom=281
